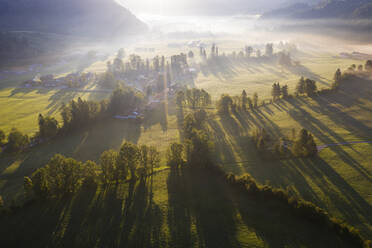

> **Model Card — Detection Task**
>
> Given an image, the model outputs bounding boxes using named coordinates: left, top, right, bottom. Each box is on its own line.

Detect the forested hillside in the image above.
left=262, top=0, right=372, bottom=19
left=0, top=0, right=147, bottom=37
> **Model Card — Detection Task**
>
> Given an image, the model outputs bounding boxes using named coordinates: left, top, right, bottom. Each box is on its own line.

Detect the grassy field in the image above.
left=1, top=48, right=372, bottom=245
left=0, top=98, right=180, bottom=202
left=0, top=168, right=362, bottom=248
left=195, top=53, right=360, bottom=100
left=203, top=76, right=372, bottom=238
left=0, top=88, right=110, bottom=135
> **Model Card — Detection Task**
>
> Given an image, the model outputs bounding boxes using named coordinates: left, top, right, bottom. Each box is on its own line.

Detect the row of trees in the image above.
left=253, top=128, right=317, bottom=160
left=271, top=82, right=289, bottom=101
left=58, top=87, right=143, bottom=134
left=217, top=91, right=259, bottom=115
left=1, top=87, right=144, bottom=154
left=296, top=77, right=317, bottom=96
left=105, top=50, right=192, bottom=89
left=24, top=142, right=160, bottom=199
left=220, top=171, right=370, bottom=248
left=332, top=60, right=372, bottom=91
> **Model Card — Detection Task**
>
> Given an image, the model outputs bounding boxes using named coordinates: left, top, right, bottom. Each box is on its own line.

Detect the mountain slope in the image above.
left=0, top=0, right=147, bottom=37
left=261, top=0, right=372, bottom=19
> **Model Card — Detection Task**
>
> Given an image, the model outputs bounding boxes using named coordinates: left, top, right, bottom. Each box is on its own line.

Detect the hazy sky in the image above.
left=118, top=0, right=320, bottom=16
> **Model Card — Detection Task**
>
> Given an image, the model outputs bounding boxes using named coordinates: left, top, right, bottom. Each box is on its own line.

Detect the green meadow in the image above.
left=1, top=51, right=372, bottom=245
left=0, top=168, right=363, bottom=247
left=203, top=76, right=372, bottom=238
left=196, top=53, right=360, bottom=100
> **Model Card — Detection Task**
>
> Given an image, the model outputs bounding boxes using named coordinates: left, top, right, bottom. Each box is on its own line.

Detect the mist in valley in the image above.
left=1, top=1, right=372, bottom=247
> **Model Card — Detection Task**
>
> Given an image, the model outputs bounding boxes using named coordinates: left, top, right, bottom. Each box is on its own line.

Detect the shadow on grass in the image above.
left=166, top=167, right=359, bottom=248
left=0, top=119, right=141, bottom=201
left=0, top=177, right=164, bottom=248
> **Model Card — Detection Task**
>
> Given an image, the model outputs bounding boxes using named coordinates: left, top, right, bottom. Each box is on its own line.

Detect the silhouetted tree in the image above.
left=6, top=128, right=29, bottom=153
left=38, top=114, right=59, bottom=140
left=365, top=60, right=372, bottom=72
left=166, top=143, right=185, bottom=168
left=148, top=146, right=160, bottom=175
left=247, top=97, right=253, bottom=109
left=271, top=83, right=281, bottom=101
left=296, top=77, right=306, bottom=95
left=281, top=85, right=289, bottom=98
left=241, top=90, right=248, bottom=111
left=217, top=94, right=233, bottom=114
left=119, top=142, right=140, bottom=181
left=253, top=92, right=259, bottom=108
left=100, top=150, right=118, bottom=184
left=185, top=129, right=214, bottom=168
left=292, top=129, right=317, bottom=157
left=304, top=79, right=317, bottom=96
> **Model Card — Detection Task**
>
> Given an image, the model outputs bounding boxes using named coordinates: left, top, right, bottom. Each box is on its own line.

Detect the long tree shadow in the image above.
left=167, top=167, right=361, bottom=247
left=287, top=64, right=331, bottom=86
left=168, top=167, right=241, bottom=248
left=167, top=167, right=194, bottom=248
left=0, top=176, right=164, bottom=248
left=300, top=157, right=372, bottom=238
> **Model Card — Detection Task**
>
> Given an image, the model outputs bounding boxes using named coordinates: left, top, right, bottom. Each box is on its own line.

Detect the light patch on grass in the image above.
left=2, top=159, right=23, bottom=175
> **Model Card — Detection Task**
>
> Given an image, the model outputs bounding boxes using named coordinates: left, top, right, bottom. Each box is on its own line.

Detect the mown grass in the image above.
left=0, top=168, right=362, bottom=248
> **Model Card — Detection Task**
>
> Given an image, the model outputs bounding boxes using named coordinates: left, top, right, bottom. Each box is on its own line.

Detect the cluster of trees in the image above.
left=171, top=109, right=214, bottom=169
left=332, top=68, right=343, bottom=90
left=252, top=128, right=317, bottom=160
left=37, top=114, right=59, bottom=140
left=0, top=128, right=29, bottom=153
left=296, top=77, right=317, bottom=96
left=176, top=88, right=211, bottom=109
left=271, top=83, right=289, bottom=101
left=60, top=97, right=108, bottom=132
left=60, top=87, right=143, bottom=133
left=331, top=60, right=372, bottom=91
left=198, top=43, right=277, bottom=63
left=253, top=128, right=287, bottom=159
left=24, top=142, right=160, bottom=199
left=0, top=87, right=144, bottom=155
left=104, top=49, right=192, bottom=91
left=292, top=129, right=318, bottom=157
left=217, top=91, right=260, bottom=115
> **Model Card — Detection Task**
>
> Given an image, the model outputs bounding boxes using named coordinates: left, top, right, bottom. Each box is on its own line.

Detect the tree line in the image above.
left=217, top=91, right=260, bottom=115
left=23, top=142, right=160, bottom=200
left=176, top=88, right=212, bottom=109
left=0, top=87, right=144, bottom=154
left=253, top=128, right=317, bottom=160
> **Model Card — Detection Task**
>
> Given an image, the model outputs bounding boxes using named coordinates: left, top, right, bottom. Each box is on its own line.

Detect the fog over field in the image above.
left=1, top=1, right=372, bottom=247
